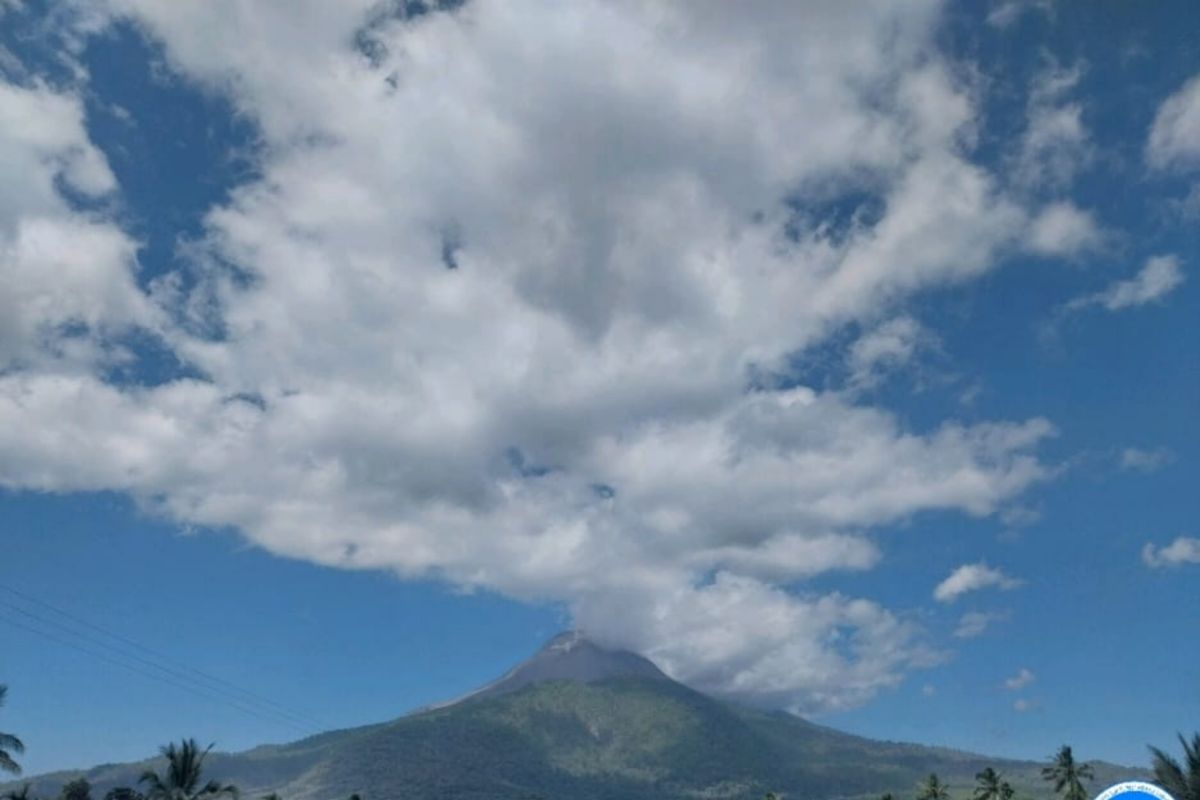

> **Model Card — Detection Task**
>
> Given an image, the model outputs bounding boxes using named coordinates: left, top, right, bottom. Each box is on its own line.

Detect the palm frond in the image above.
left=1180, top=733, right=1200, bottom=800
left=138, top=769, right=168, bottom=796
left=0, top=751, right=21, bottom=776
left=1151, top=744, right=1190, bottom=800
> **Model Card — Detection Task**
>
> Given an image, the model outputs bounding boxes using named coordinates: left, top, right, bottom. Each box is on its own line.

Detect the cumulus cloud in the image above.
left=953, top=610, right=1008, bottom=639
left=0, top=77, right=151, bottom=372
left=934, top=563, right=1023, bottom=603
left=1026, top=202, right=1103, bottom=257
left=1147, top=75, right=1200, bottom=171
left=0, top=0, right=1071, bottom=712
left=1067, top=255, right=1185, bottom=312
left=1003, top=667, right=1035, bottom=690
left=1142, top=537, right=1200, bottom=569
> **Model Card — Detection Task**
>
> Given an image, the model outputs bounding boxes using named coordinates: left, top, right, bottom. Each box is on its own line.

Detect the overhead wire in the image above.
left=0, top=609, right=314, bottom=735
left=0, top=582, right=328, bottom=735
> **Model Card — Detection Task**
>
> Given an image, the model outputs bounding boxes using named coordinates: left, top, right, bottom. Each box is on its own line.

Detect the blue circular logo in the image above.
left=1094, top=782, right=1175, bottom=800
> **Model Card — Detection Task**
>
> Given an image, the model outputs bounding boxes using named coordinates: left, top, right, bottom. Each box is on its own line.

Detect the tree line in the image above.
left=3, top=683, right=1199, bottom=800
left=880, top=741, right=1200, bottom=800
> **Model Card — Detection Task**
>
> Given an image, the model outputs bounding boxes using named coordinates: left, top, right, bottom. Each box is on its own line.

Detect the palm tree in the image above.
left=138, top=740, right=238, bottom=800
left=3, top=785, right=35, bottom=800
left=1042, top=745, right=1095, bottom=800
left=918, top=774, right=951, bottom=800
left=975, top=767, right=1016, bottom=800
left=0, top=686, right=24, bottom=775
left=1149, top=732, right=1200, bottom=800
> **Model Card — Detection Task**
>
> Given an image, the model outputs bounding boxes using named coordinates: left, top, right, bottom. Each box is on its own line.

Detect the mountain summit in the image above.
left=466, top=631, right=669, bottom=700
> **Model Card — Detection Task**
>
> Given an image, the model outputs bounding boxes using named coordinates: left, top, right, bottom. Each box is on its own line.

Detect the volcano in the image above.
left=5, top=633, right=1140, bottom=800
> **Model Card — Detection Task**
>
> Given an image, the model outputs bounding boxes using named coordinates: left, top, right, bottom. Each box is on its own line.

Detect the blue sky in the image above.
left=0, top=0, right=1197, bottom=778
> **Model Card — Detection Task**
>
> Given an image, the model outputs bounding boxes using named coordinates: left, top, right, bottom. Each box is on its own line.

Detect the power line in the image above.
left=0, top=599, right=319, bottom=733
left=0, top=609, right=313, bottom=735
left=0, top=583, right=328, bottom=728
left=0, top=582, right=328, bottom=729
left=0, top=583, right=329, bottom=734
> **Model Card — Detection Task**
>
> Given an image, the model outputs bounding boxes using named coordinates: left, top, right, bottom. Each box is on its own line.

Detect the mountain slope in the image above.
left=5, top=635, right=1143, bottom=800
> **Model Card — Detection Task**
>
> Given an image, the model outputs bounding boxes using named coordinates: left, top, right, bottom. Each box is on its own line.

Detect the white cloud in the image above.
left=846, top=316, right=934, bottom=391
left=1026, top=202, right=1103, bottom=257
left=1147, top=75, right=1200, bottom=171
left=1068, top=255, right=1185, bottom=312
left=1003, top=667, right=1035, bottom=690
left=1142, top=537, right=1200, bottom=569
left=921, top=683, right=937, bottom=697
left=1014, top=63, right=1091, bottom=191
left=986, top=0, right=1052, bottom=30
left=934, top=563, right=1023, bottom=603
left=1120, top=447, right=1173, bottom=473
left=953, top=610, right=1008, bottom=639
left=0, top=0, right=1070, bottom=712
left=1013, top=697, right=1035, bottom=712
left=1000, top=505, right=1041, bottom=529
left=0, top=77, right=151, bottom=372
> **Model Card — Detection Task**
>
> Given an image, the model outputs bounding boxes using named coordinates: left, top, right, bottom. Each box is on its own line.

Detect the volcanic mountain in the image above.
left=6, top=633, right=1138, bottom=800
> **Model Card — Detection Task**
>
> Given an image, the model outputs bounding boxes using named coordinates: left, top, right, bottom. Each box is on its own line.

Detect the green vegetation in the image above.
left=60, top=779, right=92, bottom=800
left=917, top=773, right=950, bottom=800
left=0, top=687, right=24, bottom=776
left=974, top=767, right=1015, bottom=800
left=1150, top=734, right=1200, bottom=800
left=1042, top=746, right=1095, bottom=800
left=102, top=789, right=143, bottom=800
left=139, top=740, right=238, bottom=800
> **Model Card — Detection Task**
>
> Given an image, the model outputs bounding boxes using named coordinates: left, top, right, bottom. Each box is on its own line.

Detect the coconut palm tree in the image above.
left=919, top=773, right=951, bottom=800
left=1042, top=745, right=1094, bottom=800
left=0, top=686, right=24, bottom=776
left=975, top=767, right=1016, bottom=800
left=1149, top=733, right=1200, bottom=800
left=138, top=740, right=238, bottom=800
